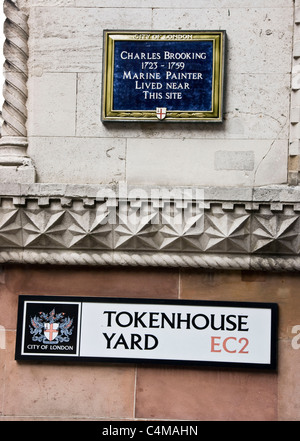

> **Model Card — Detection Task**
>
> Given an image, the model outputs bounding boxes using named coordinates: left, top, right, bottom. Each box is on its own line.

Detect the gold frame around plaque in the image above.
left=102, top=30, right=225, bottom=123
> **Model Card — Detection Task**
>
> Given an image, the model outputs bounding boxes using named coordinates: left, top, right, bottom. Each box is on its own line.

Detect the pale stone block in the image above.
left=254, top=140, right=288, bottom=186
left=292, top=66, right=300, bottom=91
left=289, top=140, right=300, bottom=156
left=27, top=137, right=126, bottom=184
left=31, top=0, right=75, bottom=5
left=0, top=165, right=35, bottom=184
left=290, top=107, right=300, bottom=123
left=294, top=41, right=300, bottom=58
left=27, top=73, right=77, bottom=137
left=76, top=0, right=153, bottom=5
left=290, top=121, right=300, bottom=141
left=75, top=0, right=291, bottom=8
left=126, top=139, right=287, bottom=187
left=29, top=7, right=152, bottom=73
left=214, top=151, right=254, bottom=171
left=76, top=73, right=105, bottom=137
left=252, top=185, right=300, bottom=203
left=295, top=7, right=300, bottom=24
left=152, top=7, right=293, bottom=74
left=224, top=73, right=290, bottom=139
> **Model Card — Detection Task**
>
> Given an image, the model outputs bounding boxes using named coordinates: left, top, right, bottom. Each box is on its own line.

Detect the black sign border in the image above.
left=15, top=296, right=278, bottom=370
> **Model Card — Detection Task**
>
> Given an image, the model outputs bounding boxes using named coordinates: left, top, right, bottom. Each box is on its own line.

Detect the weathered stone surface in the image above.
left=215, top=151, right=255, bottom=171
left=7, top=2, right=288, bottom=188
left=28, top=7, right=152, bottom=73
left=75, top=0, right=290, bottom=6
left=152, top=7, right=293, bottom=74
left=27, top=73, right=77, bottom=137
left=27, top=137, right=126, bottom=184
left=126, top=139, right=287, bottom=186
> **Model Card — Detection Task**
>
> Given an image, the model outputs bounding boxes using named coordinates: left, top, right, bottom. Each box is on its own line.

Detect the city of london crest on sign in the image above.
left=30, top=308, right=74, bottom=344
left=17, top=298, right=81, bottom=357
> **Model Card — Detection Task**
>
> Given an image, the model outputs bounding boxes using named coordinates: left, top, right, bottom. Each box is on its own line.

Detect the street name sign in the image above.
left=102, top=30, right=225, bottom=122
left=16, top=296, right=277, bottom=369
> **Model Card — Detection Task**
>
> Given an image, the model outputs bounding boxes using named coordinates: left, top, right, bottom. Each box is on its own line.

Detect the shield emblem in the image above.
left=156, top=107, right=167, bottom=120
left=44, top=322, right=59, bottom=341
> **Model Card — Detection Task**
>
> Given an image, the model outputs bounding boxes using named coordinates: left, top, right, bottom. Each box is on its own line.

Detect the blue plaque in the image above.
left=102, top=31, right=225, bottom=122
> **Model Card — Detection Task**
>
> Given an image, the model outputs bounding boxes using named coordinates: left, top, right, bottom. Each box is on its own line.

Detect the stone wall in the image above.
left=0, top=0, right=298, bottom=271
left=24, top=0, right=292, bottom=186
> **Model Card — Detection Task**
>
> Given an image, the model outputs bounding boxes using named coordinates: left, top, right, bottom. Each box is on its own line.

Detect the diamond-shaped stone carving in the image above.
left=22, top=207, right=66, bottom=248
left=202, top=207, right=251, bottom=253
left=114, top=203, right=159, bottom=250
left=66, top=202, right=112, bottom=249
left=0, top=190, right=300, bottom=266
left=0, top=208, right=22, bottom=247
left=251, top=210, right=300, bottom=254
left=159, top=206, right=204, bottom=251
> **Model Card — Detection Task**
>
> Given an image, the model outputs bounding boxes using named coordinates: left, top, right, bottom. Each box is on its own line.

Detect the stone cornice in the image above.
left=1, top=183, right=300, bottom=271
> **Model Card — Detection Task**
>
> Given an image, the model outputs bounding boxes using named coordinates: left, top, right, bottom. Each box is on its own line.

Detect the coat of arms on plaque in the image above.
left=29, top=308, right=74, bottom=344
left=156, top=107, right=167, bottom=120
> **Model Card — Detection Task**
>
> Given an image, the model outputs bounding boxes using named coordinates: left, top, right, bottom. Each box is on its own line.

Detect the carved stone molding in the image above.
left=2, top=0, right=28, bottom=137
left=0, top=0, right=35, bottom=183
left=0, top=183, right=300, bottom=271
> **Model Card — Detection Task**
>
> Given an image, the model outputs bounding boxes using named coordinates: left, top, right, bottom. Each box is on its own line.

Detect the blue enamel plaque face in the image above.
left=113, top=40, right=213, bottom=112
left=102, top=31, right=225, bottom=122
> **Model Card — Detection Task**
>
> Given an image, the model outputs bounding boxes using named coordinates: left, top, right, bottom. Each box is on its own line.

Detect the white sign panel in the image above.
left=16, top=296, right=278, bottom=369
